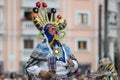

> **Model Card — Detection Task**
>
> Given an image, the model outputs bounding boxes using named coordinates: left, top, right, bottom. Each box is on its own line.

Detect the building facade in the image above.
left=116, top=0, right=120, bottom=53
left=114, top=0, right=120, bottom=74
left=0, top=0, right=101, bottom=73
left=107, top=0, right=118, bottom=63
left=0, top=0, right=4, bottom=73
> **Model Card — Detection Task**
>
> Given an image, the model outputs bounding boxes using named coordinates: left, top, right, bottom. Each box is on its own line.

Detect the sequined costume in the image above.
left=25, top=1, right=78, bottom=80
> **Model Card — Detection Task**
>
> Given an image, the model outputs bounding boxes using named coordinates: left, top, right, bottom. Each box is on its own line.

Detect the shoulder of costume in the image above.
left=30, top=42, right=50, bottom=59
left=62, top=44, right=72, bottom=56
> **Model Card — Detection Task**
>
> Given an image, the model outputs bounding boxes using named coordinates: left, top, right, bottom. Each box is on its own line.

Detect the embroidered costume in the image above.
left=25, top=1, right=78, bottom=80
left=87, top=57, right=118, bottom=80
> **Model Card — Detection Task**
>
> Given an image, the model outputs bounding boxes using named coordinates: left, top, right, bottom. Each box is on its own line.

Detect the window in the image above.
left=78, top=13, right=88, bottom=25
left=46, top=9, right=55, bottom=21
left=78, top=41, right=87, bottom=50
left=109, top=12, right=117, bottom=25
left=75, top=38, right=90, bottom=52
left=21, top=8, right=32, bottom=21
left=75, top=11, right=90, bottom=26
left=45, top=11, right=52, bottom=21
left=48, top=12, right=52, bottom=21
left=24, top=40, right=33, bottom=49
left=24, top=11, right=32, bottom=21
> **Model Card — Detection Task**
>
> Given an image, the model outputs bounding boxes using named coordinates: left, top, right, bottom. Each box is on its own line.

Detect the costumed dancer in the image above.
left=87, top=57, right=118, bottom=80
left=25, top=1, right=79, bottom=80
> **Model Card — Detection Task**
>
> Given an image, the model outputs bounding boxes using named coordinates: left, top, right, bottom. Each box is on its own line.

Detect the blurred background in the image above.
left=0, top=0, right=120, bottom=79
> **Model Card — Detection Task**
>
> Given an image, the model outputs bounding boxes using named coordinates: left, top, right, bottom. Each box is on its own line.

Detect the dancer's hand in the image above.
left=39, top=70, right=51, bottom=79
left=67, top=59, right=74, bottom=67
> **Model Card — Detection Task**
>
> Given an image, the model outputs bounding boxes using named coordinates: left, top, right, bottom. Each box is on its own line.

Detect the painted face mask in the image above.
left=47, top=25, right=57, bottom=35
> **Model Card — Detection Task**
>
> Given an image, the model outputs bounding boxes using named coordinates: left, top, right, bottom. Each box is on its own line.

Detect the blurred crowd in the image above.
left=0, top=68, right=120, bottom=80
left=0, top=72, right=85, bottom=80
left=0, top=67, right=97, bottom=80
left=0, top=72, right=27, bottom=80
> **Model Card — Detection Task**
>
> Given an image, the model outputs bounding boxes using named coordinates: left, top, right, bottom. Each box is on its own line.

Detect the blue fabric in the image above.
left=34, top=43, right=50, bottom=56
left=43, top=23, right=54, bottom=43
left=34, top=42, right=72, bottom=60
left=63, top=44, right=71, bottom=56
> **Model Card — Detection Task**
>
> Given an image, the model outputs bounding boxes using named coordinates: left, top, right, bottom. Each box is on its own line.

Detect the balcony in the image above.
left=108, top=1, right=118, bottom=12
left=21, top=0, right=60, bottom=8
left=21, top=21, right=39, bottom=35
left=21, top=49, right=33, bottom=61
left=0, top=0, right=4, bottom=6
left=22, top=0, right=36, bottom=8
left=108, top=24, right=117, bottom=38
left=0, top=22, right=4, bottom=34
left=44, top=0, right=60, bottom=8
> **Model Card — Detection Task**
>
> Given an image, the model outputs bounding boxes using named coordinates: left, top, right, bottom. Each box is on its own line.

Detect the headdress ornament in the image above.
left=31, top=2, right=68, bottom=66
left=31, top=1, right=67, bottom=42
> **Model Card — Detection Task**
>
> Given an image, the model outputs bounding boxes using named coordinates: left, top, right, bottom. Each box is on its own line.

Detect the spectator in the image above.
left=9, top=72, right=17, bottom=80
left=3, top=73, right=9, bottom=80
left=85, top=66, right=93, bottom=77
left=0, top=72, right=4, bottom=80
left=78, top=74, right=85, bottom=80
left=17, top=75, right=23, bottom=80
left=17, top=75, right=27, bottom=80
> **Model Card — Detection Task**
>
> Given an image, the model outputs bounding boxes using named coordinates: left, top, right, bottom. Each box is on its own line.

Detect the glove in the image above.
left=67, top=59, right=74, bottom=68
left=39, top=70, right=51, bottom=79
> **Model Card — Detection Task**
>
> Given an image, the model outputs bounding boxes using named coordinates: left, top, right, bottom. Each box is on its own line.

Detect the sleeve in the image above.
left=63, top=44, right=79, bottom=73
left=27, top=65, right=41, bottom=76
left=68, top=54, right=79, bottom=73
left=25, top=50, right=48, bottom=76
left=25, top=57, right=42, bottom=76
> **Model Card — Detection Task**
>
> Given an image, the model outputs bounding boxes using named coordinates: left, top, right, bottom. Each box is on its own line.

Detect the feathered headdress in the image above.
left=31, top=1, right=68, bottom=66
left=31, top=1, right=67, bottom=43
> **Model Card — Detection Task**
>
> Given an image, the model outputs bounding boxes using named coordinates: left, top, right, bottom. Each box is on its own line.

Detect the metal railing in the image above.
left=21, top=0, right=59, bottom=8
left=21, top=21, right=38, bottom=35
